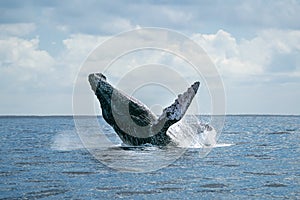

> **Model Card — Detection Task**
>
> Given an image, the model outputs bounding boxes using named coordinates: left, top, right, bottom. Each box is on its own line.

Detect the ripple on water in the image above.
left=244, top=171, right=278, bottom=176
left=201, top=183, right=228, bottom=188
left=222, top=164, right=240, bottom=167
left=267, top=131, right=291, bottom=135
left=23, top=189, right=69, bottom=199
left=264, top=183, right=288, bottom=188
left=116, top=190, right=161, bottom=197
left=62, top=171, right=96, bottom=176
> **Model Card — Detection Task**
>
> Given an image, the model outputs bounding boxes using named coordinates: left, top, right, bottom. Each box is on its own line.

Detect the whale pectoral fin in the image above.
left=151, top=81, right=200, bottom=133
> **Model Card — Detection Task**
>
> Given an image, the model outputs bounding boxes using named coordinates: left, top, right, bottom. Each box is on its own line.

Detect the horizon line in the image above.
left=1, top=114, right=300, bottom=117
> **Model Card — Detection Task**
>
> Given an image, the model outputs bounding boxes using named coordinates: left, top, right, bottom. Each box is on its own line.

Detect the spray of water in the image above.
left=167, top=115, right=217, bottom=148
left=51, top=130, right=84, bottom=151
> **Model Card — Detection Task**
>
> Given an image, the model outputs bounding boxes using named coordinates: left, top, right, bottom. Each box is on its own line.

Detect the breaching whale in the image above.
left=88, top=73, right=200, bottom=146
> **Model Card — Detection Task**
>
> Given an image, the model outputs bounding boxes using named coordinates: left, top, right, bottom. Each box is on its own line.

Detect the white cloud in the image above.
left=0, top=20, right=299, bottom=114
left=0, top=37, right=56, bottom=91
left=58, top=34, right=109, bottom=85
left=61, top=29, right=300, bottom=89
left=62, top=34, right=107, bottom=60
left=192, top=29, right=300, bottom=80
left=161, top=7, right=192, bottom=24
left=0, top=32, right=110, bottom=90
left=101, top=18, right=135, bottom=33
left=0, top=23, right=36, bottom=37
left=0, top=37, right=54, bottom=70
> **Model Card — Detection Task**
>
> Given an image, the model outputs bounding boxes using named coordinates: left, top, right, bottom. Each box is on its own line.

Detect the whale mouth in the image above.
left=88, top=73, right=106, bottom=92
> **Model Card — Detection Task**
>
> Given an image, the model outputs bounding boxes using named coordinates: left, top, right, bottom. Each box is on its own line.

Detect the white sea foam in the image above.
left=214, top=143, right=234, bottom=147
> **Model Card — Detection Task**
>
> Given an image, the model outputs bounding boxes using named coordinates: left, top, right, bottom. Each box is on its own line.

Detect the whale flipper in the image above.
left=88, top=73, right=200, bottom=146
left=151, top=82, right=200, bottom=136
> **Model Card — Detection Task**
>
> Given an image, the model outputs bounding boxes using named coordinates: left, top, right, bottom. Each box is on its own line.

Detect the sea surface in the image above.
left=0, top=115, right=299, bottom=199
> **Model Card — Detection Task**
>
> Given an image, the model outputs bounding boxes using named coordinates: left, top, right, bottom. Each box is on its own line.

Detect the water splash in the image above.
left=51, top=130, right=84, bottom=151
left=51, top=116, right=229, bottom=153
left=167, top=115, right=218, bottom=148
left=166, top=115, right=228, bottom=158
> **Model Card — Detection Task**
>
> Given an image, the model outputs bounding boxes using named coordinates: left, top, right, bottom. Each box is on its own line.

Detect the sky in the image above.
left=0, top=0, right=300, bottom=115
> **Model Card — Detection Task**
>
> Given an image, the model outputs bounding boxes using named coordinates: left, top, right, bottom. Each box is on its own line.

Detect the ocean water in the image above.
left=0, top=115, right=299, bottom=199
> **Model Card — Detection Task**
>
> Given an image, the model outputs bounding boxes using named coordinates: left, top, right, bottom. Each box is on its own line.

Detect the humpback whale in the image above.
left=88, top=73, right=200, bottom=146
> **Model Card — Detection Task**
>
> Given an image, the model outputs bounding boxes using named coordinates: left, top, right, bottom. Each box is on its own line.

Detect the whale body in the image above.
left=88, top=73, right=200, bottom=146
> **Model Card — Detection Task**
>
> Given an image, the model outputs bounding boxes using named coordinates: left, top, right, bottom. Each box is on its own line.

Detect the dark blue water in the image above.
left=0, top=116, right=299, bottom=199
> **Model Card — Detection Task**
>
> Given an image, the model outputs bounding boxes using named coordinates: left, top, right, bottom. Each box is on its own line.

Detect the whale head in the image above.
left=88, top=73, right=107, bottom=92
